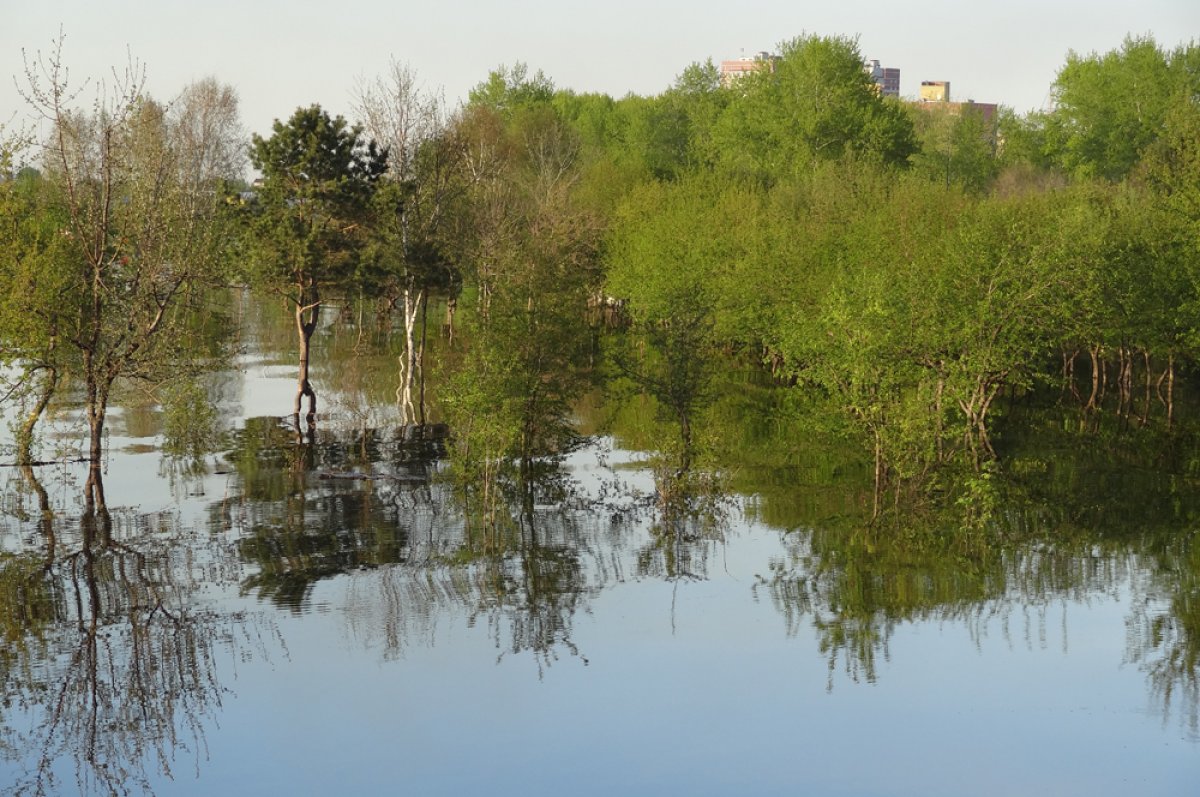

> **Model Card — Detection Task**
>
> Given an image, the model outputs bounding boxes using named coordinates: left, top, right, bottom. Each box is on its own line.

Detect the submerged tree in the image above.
left=0, top=149, right=72, bottom=464
left=441, top=86, right=601, bottom=529
left=603, top=174, right=751, bottom=506
left=245, top=105, right=387, bottom=422
left=8, top=37, right=243, bottom=471
left=354, top=62, right=463, bottom=426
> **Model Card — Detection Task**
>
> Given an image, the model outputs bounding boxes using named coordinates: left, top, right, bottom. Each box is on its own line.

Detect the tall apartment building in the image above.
left=865, top=60, right=901, bottom=98
left=720, top=52, right=778, bottom=86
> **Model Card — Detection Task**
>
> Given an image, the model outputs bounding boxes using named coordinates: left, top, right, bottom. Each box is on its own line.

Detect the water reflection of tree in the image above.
left=222, top=396, right=632, bottom=672
left=225, top=417, right=447, bottom=609
left=1004, top=402, right=1200, bottom=736
left=0, top=465, right=255, bottom=796
left=754, top=409, right=1200, bottom=719
left=468, top=502, right=593, bottom=672
left=1128, top=531, right=1200, bottom=739
left=342, top=535, right=594, bottom=675
left=600, top=321, right=738, bottom=587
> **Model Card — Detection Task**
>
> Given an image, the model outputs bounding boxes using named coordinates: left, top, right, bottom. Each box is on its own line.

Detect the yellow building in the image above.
left=919, top=80, right=950, bottom=103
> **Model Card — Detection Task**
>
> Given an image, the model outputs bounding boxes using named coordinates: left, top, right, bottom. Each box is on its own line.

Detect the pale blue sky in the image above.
left=3, top=0, right=1198, bottom=139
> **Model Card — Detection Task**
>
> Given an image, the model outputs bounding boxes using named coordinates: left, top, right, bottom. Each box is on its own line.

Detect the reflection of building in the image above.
left=865, top=59, right=900, bottom=98
left=920, top=80, right=951, bottom=103
left=720, top=51, right=778, bottom=87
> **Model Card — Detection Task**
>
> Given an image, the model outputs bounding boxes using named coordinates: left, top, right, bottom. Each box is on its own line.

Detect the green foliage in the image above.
left=910, top=103, right=999, bottom=193
left=1142, top=92, right=1200, bottom=253
left=441, top=92, right=599, bottom=523
left=160, top=378, right=221, bottom=461
left=605, top=173, right=765, bottom=345
left=0, top=169, right=72, bottom=363
left=1043, top=35, right=1199, bottom=180
left=468, top=63, right=555, bottom=116
left=442, top=284, right=592, bottom=529
left=362, top=177, right=458, bottom=297
left=711, top=34, right=917, bottom=181
left=245, top=105, right=388, bottom=296
left=592, top=61, right=730, bottom=182
left=5, top=51, right=245, bottom=462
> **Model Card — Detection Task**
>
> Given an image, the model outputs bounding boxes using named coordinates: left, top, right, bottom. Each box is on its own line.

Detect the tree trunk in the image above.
left=396, top=285, right=425, bottom=425
left=445, top=296, right=457, bottom=348
left=679, top=410, right=693, bottom=473
left=294, top=298, right=320, bottom=420
left=1062, top=348, right=1079, bottom=400
left=18, top=463, right=56, bottom=570
left=1115, top=347, right=1126, bottom=416
left=16, top=365, right=59, bottom=466
left=977, top=384, right=999, bottom=458
left=872, top=429, right=884, bottom=521
left=1098, top=354, right=1108, bottom=406
left=83, top=460, right=111, bottom=547
left=1140, top=350, right=1152, bottom=427
left=84, top=370, right=111, bottom=465
left=933, top=375, right=945, bottom=462
left=1085, top=346, right=1100, bottom=411
left=418, top=291, right=429, bottom=426
left=87, top=405, right=107, bottom=466
left=1167, top=354, right=1175, bottom=429
left=1119, top=346, right=1133, bottom=417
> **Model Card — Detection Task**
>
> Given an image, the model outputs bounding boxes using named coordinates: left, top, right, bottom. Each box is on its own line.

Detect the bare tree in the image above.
left=355, top=60, right=443, bottom=184
left=170, top=76, right=246, bottom=195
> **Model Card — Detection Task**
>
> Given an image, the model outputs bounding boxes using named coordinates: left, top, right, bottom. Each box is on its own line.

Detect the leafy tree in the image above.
left=765, top=173, right=961, bottom=511
left=711, top=34, right=917, bottom=181
left=0, top=159, right=73, bottom=462
left=442, top=87, right=600, bottom=527
left=9, top=39, right=242, bottom=470
left=1044, top=35, right=1199, bottom=180
left=550, top=91, right=651, bottom=217
left=612, top=93, right=690, bottom=180
left=663, top=59, right=730, bottom=172
left=604, top=173, right=770, bottom=495
left=354, top=61, right=464, bottom=425
left=910, top=103, right=999, bottom=193
left=606, top=173, right=764, bottom=345
left=592, top=61, right=730, bottom=183
left=245, top=105, right=387, bottom=420
left=468, top=62, right=555, bottom=117
left=1142, top=92, right=1200, bottom=248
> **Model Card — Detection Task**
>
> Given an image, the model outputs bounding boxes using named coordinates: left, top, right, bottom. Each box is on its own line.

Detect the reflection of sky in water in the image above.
left=1, top=324, right=1198, bottom=796
left=151, top=545, right=1192, bottom=797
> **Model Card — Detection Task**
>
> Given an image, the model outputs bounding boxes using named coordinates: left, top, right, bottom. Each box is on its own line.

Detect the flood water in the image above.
left=1, top=295, right=1197, bottom=796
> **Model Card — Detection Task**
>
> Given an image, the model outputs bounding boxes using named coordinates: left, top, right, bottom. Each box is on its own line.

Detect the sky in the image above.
left=3, top=0, right=1198, bottom=143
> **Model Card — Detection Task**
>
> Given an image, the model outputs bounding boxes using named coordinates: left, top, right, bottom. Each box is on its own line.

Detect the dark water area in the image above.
left=1, top=297, right=1197, bottom=796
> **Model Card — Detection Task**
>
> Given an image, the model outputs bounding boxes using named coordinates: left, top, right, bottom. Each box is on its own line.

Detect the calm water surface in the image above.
left=0, top=301, right=1196, bottom=796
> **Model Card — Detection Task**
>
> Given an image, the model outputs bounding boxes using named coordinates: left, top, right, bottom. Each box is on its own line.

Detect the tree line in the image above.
left=2, top=32, right=1198, bottom=519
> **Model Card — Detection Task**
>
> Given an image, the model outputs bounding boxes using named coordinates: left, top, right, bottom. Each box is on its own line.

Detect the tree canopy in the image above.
left=244, top=104, right=387, bottom=417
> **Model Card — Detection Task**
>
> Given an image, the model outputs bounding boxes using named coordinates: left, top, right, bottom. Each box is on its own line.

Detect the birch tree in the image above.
left=354, top=61, right=462, bottom=425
